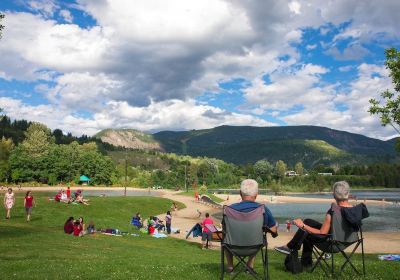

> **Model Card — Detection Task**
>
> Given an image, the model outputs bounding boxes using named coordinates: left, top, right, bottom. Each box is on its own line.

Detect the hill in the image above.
left=152, top=125, right=397, bottom=167
left=95, top=129, right=162, bottom=151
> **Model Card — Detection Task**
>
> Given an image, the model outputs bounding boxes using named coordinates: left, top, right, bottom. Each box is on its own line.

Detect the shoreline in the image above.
left=2, top=186, right=400, bottom=253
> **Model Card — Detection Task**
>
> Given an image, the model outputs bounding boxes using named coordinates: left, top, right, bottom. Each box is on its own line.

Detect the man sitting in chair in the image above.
left=275, top=181, right=354, bottom=267
left=225, top=179, right=278, bottom=273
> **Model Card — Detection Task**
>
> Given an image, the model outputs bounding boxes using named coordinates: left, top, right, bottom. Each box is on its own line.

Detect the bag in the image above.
left=284, top=250, right=303, bottom=274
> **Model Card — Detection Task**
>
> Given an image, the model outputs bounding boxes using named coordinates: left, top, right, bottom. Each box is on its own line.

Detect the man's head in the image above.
left=333, top=181, right=350, bottom=202
left=240, top=179, right=259, bottom=201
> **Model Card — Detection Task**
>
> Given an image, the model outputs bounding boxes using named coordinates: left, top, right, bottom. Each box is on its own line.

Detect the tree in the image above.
left=294, top=162, right=304, bottom=176
left=22, top=123, right=54, bottom=157
left=369, top=48, right=400, bottom=150
left=275, top=160, right=287, bottom=180
left=0, top=137, right=13, bottom=181
left=0, top=13, right=4, bottom=39
left=254, top=159, right=273, bottom=182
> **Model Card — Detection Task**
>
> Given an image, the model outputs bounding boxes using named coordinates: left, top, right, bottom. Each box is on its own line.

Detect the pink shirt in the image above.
left=201, top=217, right=214, bottom=233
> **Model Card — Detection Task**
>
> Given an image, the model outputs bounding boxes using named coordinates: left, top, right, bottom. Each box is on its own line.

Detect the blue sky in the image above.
left=0, top=0, right=399, bottom=138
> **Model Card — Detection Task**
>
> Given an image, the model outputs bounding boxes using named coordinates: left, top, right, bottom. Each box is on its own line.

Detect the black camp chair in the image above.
left=310, top=203, right=368, bottom=278
left=221, top=205, right=269, bottom=280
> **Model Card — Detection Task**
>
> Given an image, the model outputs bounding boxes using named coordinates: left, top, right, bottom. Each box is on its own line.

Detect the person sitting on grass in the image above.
left=201, top=213, right=214, bottom=249
left=153, top=216, right=165, bottom=232
left=73, top=220, right=83, bottom=236
left=132, top=213, right=143, bottom=228
left=274, top=181, right=354, bottom=268
left=225, top=179, right=278, bottom=274
left=64, top=217, right=74, bottom=234
left=87, top=221, right=96, bottom=234
left=76, top=193, right=89, bottom=205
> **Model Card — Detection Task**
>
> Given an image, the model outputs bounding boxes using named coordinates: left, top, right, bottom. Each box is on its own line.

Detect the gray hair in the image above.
left=240, top=179, right=258, bottom=197
left=333, top=181, right=350, bottom=201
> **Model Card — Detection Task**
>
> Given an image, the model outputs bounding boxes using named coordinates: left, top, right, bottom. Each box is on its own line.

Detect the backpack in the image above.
left=284, top=250, right=303, bottom=274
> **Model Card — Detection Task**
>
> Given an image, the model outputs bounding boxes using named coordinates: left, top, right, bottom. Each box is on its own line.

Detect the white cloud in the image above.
left=244, top=64, right=329, bottom=110
left=0, top=97, right=274, bottom=135
left=59, top=9, right=73, bottom=23
left=27, top=0, right=59, bottom=17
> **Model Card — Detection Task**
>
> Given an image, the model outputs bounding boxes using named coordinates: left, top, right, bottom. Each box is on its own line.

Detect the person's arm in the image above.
left=24, top=198, right=26, bottom=207
left=294, top=214, right=331, bottom=235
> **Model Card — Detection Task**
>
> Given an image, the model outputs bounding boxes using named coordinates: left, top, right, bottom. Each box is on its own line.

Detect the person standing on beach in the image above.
left=201, top=213, right=214, bottom=249
left=4, top=188, right=15, bottom=219
left=165, top=211, right=172, bottom=234
left=66, top=187, right=71, bottom=199
left=24, top=191, right=35, bottom=222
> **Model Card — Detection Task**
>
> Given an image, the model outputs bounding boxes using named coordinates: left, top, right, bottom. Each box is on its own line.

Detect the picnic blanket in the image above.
left=153, top=233, right=167, bottom=238
left=378, top=255, right=400, bottom=261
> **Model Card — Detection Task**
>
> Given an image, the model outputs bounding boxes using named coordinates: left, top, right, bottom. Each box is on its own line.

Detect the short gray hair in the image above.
left=240, top=179, right=258, bottom=197
left=333, top=181, right=350, bottom=201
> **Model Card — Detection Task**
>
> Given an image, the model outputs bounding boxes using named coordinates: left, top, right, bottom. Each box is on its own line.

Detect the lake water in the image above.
left=287, top=190, right=400, bottom=202
left=213, top=202, right=400, bottom=232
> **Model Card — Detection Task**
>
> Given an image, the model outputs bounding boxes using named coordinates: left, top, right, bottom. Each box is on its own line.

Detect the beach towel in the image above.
left=153, top=233, right=167, bottom=238
left=378, top=255, right=400, bottom=261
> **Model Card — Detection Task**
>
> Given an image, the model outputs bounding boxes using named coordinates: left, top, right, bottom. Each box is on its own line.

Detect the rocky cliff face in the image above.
left=97, top=129, right=162, bottom=151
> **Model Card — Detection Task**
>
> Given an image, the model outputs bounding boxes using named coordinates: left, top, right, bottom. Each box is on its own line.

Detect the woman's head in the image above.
left=79, top=217, right=83, bottom=223
left=7, top=188, right=12, bottom=193
left=136, top=212, right=140, bottom=217
left=205, top=213, right=210, bottom=218
left=333, top=181, right=350, bottom=201
left=67, top=216, right=74, bottom=223
left=25, top=191, right=31, bottom=197
left=167, top=211, right=171, bottom=215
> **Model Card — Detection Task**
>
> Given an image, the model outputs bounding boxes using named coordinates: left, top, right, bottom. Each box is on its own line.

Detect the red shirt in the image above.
left=25, top=196, right=33, bottom=207
left=73, top=224, right=82, bottom=236
left=55, top=193, right=61, bottom=202
left=201, top=217, right=214, bottom=233
left=66, top=189, right=71, bottom=198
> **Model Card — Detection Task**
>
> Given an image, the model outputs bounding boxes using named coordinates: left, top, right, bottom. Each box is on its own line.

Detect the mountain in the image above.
left=97, top=125, right=398, bottom=168
left=95, top=129, right=162, bottom=151
left=152, top=125, right=397, bottom=167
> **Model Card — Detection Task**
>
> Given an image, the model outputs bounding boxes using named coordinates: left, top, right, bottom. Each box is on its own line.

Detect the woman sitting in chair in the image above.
left=275, top=181, right=353, bottom=267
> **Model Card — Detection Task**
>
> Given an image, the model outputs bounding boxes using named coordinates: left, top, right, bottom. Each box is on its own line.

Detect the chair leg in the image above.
left=361, top=239, right=366, bottom=277
left=221, top=245, right=225, bottom=280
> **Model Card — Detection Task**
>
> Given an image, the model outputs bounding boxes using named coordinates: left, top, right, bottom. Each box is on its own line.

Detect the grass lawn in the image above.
left=0, top=193, right=398, bottom=280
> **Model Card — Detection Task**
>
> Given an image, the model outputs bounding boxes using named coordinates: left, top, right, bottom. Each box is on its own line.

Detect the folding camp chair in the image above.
left=310, top=203, right=367, bottom=278
left=221, top=205, right=268, bottom=280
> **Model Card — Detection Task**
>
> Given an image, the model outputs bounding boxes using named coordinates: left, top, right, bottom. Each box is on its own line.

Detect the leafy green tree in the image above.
left=295, top=162, right=304, bottom=176
left=369, top=48, right=400, bottom=150
left=275, top=160, right=287, bottom=180
left=22, top=123, right=54, bottom=157
left=0, top=137, right=13, bottom=181
left=254, top=159, right=273, bottom=182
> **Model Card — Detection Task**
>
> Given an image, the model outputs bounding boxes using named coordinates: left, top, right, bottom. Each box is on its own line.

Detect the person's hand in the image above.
left=293, top=218, right=304, bottom=228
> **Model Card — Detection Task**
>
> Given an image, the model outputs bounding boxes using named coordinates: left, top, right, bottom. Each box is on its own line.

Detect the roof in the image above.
left=79, top=175, right=90, bottom=181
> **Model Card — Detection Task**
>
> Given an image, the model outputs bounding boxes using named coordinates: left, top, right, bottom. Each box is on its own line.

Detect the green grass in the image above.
left=0, top=193, right=398, bottom=279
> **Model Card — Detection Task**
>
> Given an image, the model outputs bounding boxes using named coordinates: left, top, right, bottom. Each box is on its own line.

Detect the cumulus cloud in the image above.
left=0, top=97, right=273, bottom=135
left=0, top=0, right=399, bottom=138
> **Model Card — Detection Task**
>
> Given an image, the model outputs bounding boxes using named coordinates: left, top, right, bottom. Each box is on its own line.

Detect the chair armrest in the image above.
left=263, top=226, right=278, bottom=238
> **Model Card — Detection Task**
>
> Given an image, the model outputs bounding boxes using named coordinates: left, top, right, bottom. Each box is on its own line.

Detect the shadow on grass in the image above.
left=0, top=224, right=43, bottom=238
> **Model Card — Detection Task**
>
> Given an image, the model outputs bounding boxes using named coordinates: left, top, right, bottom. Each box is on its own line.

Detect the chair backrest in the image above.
left=223, top=205, right=264, bottom=247
left=330, top=203, right=359, bottom=244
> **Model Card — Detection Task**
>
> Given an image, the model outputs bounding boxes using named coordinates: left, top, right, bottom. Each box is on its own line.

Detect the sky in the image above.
left=0, top=0, right=399, bottom=139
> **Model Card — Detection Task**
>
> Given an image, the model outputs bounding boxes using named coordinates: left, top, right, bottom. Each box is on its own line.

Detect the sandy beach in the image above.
left=3, top=186, right=399, bottom=253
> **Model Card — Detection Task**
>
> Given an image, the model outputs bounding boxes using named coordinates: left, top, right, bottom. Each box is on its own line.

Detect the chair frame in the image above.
left=310, top=218, right=366, bottom=278
left=220, top=205, right=269, bottom=280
